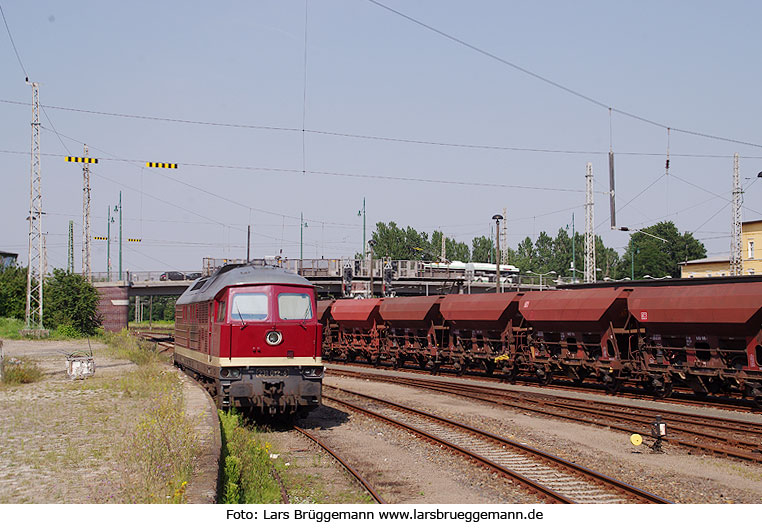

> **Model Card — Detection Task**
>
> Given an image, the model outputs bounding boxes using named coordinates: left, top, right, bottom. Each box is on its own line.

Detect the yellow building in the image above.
left=680, top=219, right=762, bottom=278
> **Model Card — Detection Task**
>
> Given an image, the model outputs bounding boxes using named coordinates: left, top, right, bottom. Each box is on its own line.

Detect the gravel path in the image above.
left=0, top=339, right=219, bottom=503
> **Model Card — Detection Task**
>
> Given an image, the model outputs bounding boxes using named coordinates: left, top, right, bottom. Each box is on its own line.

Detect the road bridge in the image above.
left=93, top=258, right=530, bottom=330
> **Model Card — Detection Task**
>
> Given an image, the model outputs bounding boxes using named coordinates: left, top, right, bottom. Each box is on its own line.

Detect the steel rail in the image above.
left=325, top=357, right=759, bottom=412
left=293, top=426, right=386, bottom=504
left=329, top=368, right=762, bottom=462
left=324, top=386, right=670, bottom=504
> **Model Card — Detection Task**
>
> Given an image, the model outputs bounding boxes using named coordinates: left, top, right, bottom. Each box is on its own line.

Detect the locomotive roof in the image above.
left=176, top=264, right=313, bottom=305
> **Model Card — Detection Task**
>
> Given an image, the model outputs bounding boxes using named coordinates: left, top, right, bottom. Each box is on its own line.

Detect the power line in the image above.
left=0, top=4, right=28, bottom=79
left=3, top=98, right=762, bottom=159
left=25, top=129, right=600, bottom=196
left=365, top=0, right=762, bottom=151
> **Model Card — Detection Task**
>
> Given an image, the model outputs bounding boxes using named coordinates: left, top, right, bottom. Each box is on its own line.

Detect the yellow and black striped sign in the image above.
left=127, top=238, right=142, bottom=242
left=146, top=162, right=178, bottom=169
left=93, top=236, right=108, bottom=241
left=66, top=156, right=98, bottom=164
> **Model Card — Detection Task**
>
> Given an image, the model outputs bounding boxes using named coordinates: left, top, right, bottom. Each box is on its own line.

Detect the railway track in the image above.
left=329, top=367, right=762, bottom=463
left=294, top=426, right=386, bottom=504
left=324, top=385, right=671, bottom=504
left=327, top=357, right=760, bottom=412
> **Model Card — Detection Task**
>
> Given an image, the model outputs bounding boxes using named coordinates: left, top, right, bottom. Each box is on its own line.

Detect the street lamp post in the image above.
left=368, top=239, right=377, bottom=298
left=299, top=213, right=308, bottom=273
left=492, top=214, right=503, bottom=292
left=358, top=198, right=366, bottom=258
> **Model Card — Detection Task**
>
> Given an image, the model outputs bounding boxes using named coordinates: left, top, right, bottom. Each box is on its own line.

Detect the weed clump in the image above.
left=103, top=330, right=169, bottom=365
left=219, top=411, right=281, bottom=504
left=2, top=357, right=43, bottom=384
left=115, top=370, right=198, bottom=503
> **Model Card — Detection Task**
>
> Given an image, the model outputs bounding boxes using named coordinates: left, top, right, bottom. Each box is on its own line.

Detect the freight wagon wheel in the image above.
left=535, top=367, right=552, bottom=386
left=653, top=382, right=673, bottom=399
left=605, top=377, right=623, bottom=394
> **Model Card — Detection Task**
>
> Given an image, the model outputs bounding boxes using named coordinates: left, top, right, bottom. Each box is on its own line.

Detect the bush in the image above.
left=0, top=318, right=24, bottom=339
left=55, top=323, right=81, bottom=339
left=0, top=265, right=27, bottom=320
left=44, top=269, right=101, bottom=335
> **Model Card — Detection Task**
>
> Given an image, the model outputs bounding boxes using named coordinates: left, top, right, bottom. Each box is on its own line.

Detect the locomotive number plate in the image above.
left=254, top=369, right=289, bottom=377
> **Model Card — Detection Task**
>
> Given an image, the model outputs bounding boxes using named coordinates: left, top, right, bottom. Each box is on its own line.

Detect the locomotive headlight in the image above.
left=302, top=366, right=324, bottom=378
left=265, top=330, right=283, bottom=346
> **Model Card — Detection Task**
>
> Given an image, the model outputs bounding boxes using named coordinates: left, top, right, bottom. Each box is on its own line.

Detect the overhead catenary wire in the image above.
left=0, top=4, right=28, bottom=79
left=2, top=99, right=761, bottom=159
left=365, top=0, right=762, bottom=151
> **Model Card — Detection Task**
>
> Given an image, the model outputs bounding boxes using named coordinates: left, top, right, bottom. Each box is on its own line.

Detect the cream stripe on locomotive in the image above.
left=174, top=345, right=322, bottom=367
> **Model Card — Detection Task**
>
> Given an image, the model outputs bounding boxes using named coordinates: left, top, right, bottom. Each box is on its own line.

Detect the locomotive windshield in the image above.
left=278, top=293, right=313, bottom=320
left=231, top=293, right=268, bottom=321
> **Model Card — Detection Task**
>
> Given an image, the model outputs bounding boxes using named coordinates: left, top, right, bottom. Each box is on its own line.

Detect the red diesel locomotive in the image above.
left=174, top=264, right=323, bottom=416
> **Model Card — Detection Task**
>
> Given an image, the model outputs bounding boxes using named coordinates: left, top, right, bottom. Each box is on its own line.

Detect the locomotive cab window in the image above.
left=217, top=299, right=227, bottom=322
left=278, top=293, right=313, bottom=320
left=231, top=293, right=268, bottom=321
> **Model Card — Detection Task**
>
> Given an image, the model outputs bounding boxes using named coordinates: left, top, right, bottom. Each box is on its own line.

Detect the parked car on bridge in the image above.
left=186, top=272, right=202, bottom=280
left=160, top=271, right=186, bottom=281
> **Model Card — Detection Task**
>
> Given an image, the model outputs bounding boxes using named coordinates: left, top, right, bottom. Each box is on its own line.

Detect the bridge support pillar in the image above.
left=95, top=282, right=130, bottom=332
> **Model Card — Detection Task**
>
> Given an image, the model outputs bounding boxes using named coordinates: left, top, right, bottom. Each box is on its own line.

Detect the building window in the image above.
left=749, top=241, right=755, bottom=259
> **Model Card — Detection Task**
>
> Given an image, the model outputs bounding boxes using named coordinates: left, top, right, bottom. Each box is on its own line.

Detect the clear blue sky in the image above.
left=2, top=1, right=761, bottom=273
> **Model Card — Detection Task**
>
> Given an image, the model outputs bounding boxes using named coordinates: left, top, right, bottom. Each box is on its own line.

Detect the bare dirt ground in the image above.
left=0, top=339, right=217, bottom=503
left=264, top=372, right=762, bottom=504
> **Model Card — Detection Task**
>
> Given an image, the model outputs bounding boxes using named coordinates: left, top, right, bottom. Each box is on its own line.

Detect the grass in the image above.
left=219, top=410, right=282, bottom=504
left=0, top=317, right=99, bottom=340
left=0, top=318, right=24, bottom=339
left=102, top=329, right=171, bottom=365
left=99, top=335, right=199, bottom=503
left=1, top=356, right=43, bottom=385
left=113, top=370, right=199, bottom=503
left=129, top=320, right=174, bottom=330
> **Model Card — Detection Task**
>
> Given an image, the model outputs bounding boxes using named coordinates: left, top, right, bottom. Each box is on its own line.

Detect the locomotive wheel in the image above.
left=484, top=361, right=495, bottom=376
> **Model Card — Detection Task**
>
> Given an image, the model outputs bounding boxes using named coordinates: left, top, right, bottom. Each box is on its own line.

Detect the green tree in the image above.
left=513, top=237, right=535, bottom=272
left=471, top=236, right=494, bottom=263
left=371, top=222, right=430, bottom=260
left=617, top=221, right=706, bottom=279
left=44, top=269, right=102, bottom=335
left=431, top=231, right=470, bottom=262
left=0, top=265, right=27, bottom=319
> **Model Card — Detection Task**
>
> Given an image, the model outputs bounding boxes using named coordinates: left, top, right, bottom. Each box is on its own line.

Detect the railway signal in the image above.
left=146, top=162, right=178, bottom=169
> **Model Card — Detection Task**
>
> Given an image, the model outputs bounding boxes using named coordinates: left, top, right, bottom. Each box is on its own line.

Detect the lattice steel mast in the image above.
left=730, top=153, right=742, bottom=276
left=82, top=145, right=92, bottom=281
left=500, top=207, right=508, bottom=265
left=24, top=80, right=44, bottom=330
left=67, top=220, right=74, bottom=273
left=584, top=163, right=596, bottom=283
